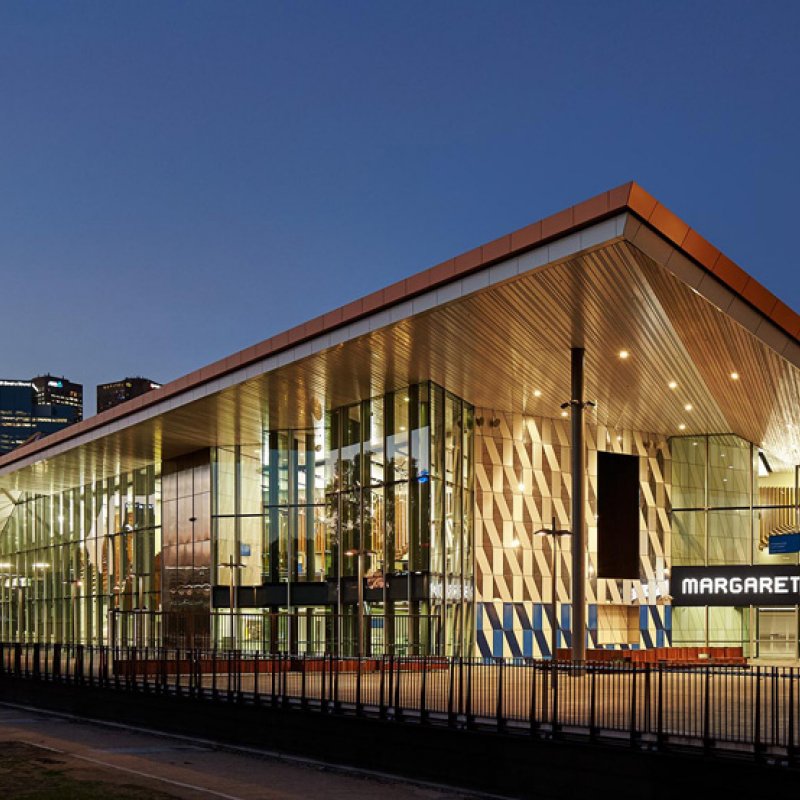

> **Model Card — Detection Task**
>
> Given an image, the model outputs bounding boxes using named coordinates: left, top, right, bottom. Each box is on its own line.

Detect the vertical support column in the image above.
left=571, top=347, right=587, bottom=662
left=288, top=435, right=298, bottom=655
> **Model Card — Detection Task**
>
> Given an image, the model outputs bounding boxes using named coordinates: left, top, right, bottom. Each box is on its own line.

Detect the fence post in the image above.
left=703, top=665, right=712, bottom=754
left=32, top=643, right=41, bottom=681
left=128, top=647, right=135, bottom=692
left=551, top=658, right=559, bottom=737
left=784, top=667, right=794, bottom=767
left=465, top=659, right=474, bottom=729
left=420, top=657, right=428, bottom=724
left=356, top=655, right=363, bottom=716
left=320, top=652, right=327, bottom=713
left=212, top=649, right=218, bottom=701
left=333, top=653, right=341, bottom=714
left=169, top=649, right=179, bottom=698
left=656, top=663, right=664, bottom=749
left=394, top=656, right=402, bottom=722
left=629, top=664, right=637, bottom=748
left=529, top=660, right=538, bottom=735
left=447, top=657, right=456, bottom=728
left=772, top=666, right=779, bottom=748
left=301, top=654, right=308, bottom=710
left=496, top=659, right=504, bottom=732
left=754, top=666, right=762, bottom=761
left=788, top=668, right=795, bottom=765
left=589, top=663, right=597, bottom=741
left=270, top=653, right=277, bottom=709
left=379, top=655, right=387, bottom=720
left=281, top=652, right=289, bottom=709
left=458, top=657, right=465, bottom=721
left=110, top=644, right=117, bottom=690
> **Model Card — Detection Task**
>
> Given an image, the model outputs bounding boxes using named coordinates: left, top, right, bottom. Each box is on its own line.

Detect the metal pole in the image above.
left=229, top=556, right=235, bottom=648
left=217, top=556, right=244, bottom=650
left=571, top=347, right=587, bottom=662
left=551, top=517, right=558, bottom=661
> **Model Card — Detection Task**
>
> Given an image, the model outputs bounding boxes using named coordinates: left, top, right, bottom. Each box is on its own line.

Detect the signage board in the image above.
left=671, top=565, right=800, bottom=607
left=240, top=543, right=251, bottom=557
left=769, top=533, right=800, bottom=554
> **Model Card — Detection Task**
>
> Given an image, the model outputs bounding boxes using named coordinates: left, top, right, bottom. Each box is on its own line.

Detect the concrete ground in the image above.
left=0, top=704, right=499, bottom=800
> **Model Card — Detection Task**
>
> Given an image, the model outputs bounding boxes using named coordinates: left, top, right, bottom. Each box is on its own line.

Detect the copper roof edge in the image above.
left=1, top=181, right=796, bottom=471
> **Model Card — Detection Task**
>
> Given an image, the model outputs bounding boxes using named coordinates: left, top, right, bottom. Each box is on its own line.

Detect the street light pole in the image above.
left=132, top=572, right=150, bottom=648
left=535, top=517, right=571, bottom=660
left=218, top=555, right=244, bottom=650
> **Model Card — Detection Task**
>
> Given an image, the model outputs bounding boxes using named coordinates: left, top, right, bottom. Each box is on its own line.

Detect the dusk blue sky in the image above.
left=2, top=2, right=799, bottom=414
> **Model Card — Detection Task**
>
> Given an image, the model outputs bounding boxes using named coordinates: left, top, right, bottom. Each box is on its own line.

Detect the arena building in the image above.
left=1, top=182, right=798, bottom=662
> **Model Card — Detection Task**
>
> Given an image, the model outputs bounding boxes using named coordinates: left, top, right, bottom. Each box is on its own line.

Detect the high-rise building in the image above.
left=31, top=375, right=83, bottom=421
left=96, top=377, right=161, bottom=413
left=0, top=376, right=83, bottom=454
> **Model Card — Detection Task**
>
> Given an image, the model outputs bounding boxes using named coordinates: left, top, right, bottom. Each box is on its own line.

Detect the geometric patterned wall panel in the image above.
left=476, top=600, right=672, bottom=659
left=474, top=410, right=671, bottom=656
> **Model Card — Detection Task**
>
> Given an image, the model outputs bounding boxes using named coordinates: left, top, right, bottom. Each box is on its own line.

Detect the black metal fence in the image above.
left=0, top=642, right=797, bottom=763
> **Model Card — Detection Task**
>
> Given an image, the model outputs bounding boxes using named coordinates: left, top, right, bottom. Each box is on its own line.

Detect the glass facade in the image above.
left=0, top=465, right=161, bottom=645
left=0, top=382, right=474, bottom=654
left=670, top=434, right=799, bottom=657
left=211, top=382, right=474, bottom=656
left=0, top=383, right=474, bottom=655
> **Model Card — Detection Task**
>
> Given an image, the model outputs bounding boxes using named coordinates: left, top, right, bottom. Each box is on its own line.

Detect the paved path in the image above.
left=0, top=704, right=496, bottom=800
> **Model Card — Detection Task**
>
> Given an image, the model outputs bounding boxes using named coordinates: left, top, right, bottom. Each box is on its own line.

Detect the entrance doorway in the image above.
left=756, top=608, right=798, bottom=659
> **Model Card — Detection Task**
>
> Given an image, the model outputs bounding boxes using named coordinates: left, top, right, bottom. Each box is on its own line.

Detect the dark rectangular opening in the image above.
left=597, top=450, right=640, bottom=579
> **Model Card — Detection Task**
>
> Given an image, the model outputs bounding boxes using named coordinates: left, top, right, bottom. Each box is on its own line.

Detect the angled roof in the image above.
left=1, top=181, right=798, bottom=488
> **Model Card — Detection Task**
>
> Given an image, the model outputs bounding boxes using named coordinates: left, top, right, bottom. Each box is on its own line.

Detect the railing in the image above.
left=0, top=642, right=797, bottom=762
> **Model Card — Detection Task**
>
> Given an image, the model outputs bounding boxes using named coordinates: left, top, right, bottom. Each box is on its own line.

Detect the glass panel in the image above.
left=671, top=510, right=705, bottom=566
left=387, top=392, right=410, bottom=483
left=708, top=606, right=748, bottom=650
left=341, top=404, right=361, bottom=490
left=707, top=509, right=750, bottom=565
left=754, top=456, right=797, bottom=564
left=670, top=436, right=706, bottom=509
left=672, top=606, right=706, bottom=647
left=708, top=435, right=751, bottom=508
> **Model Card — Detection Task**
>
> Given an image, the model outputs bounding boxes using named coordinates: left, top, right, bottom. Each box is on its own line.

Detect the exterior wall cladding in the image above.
left=474, top=409, right=670, bottom=658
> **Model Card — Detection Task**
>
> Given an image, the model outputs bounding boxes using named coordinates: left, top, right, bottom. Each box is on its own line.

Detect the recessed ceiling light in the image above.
left=730, top=372, right=739, bottom=380
left=618, top=350, right=630, bottom=360
left=668, top=381, right=678, bottom=390
left=678, top=424, right=686, bottom=431
left=518, top=482, right=525, bottom=492
left=533, top=389, right=542, bottom=398
left=692, top=442, right=699, bottom=447
left=616, top=435, right=623, bottom=442
left=684, top=403, right=693, bottom=412
left=510, top=538, right=520, bottom=548
left=560, top=411, right=568, bottom=418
